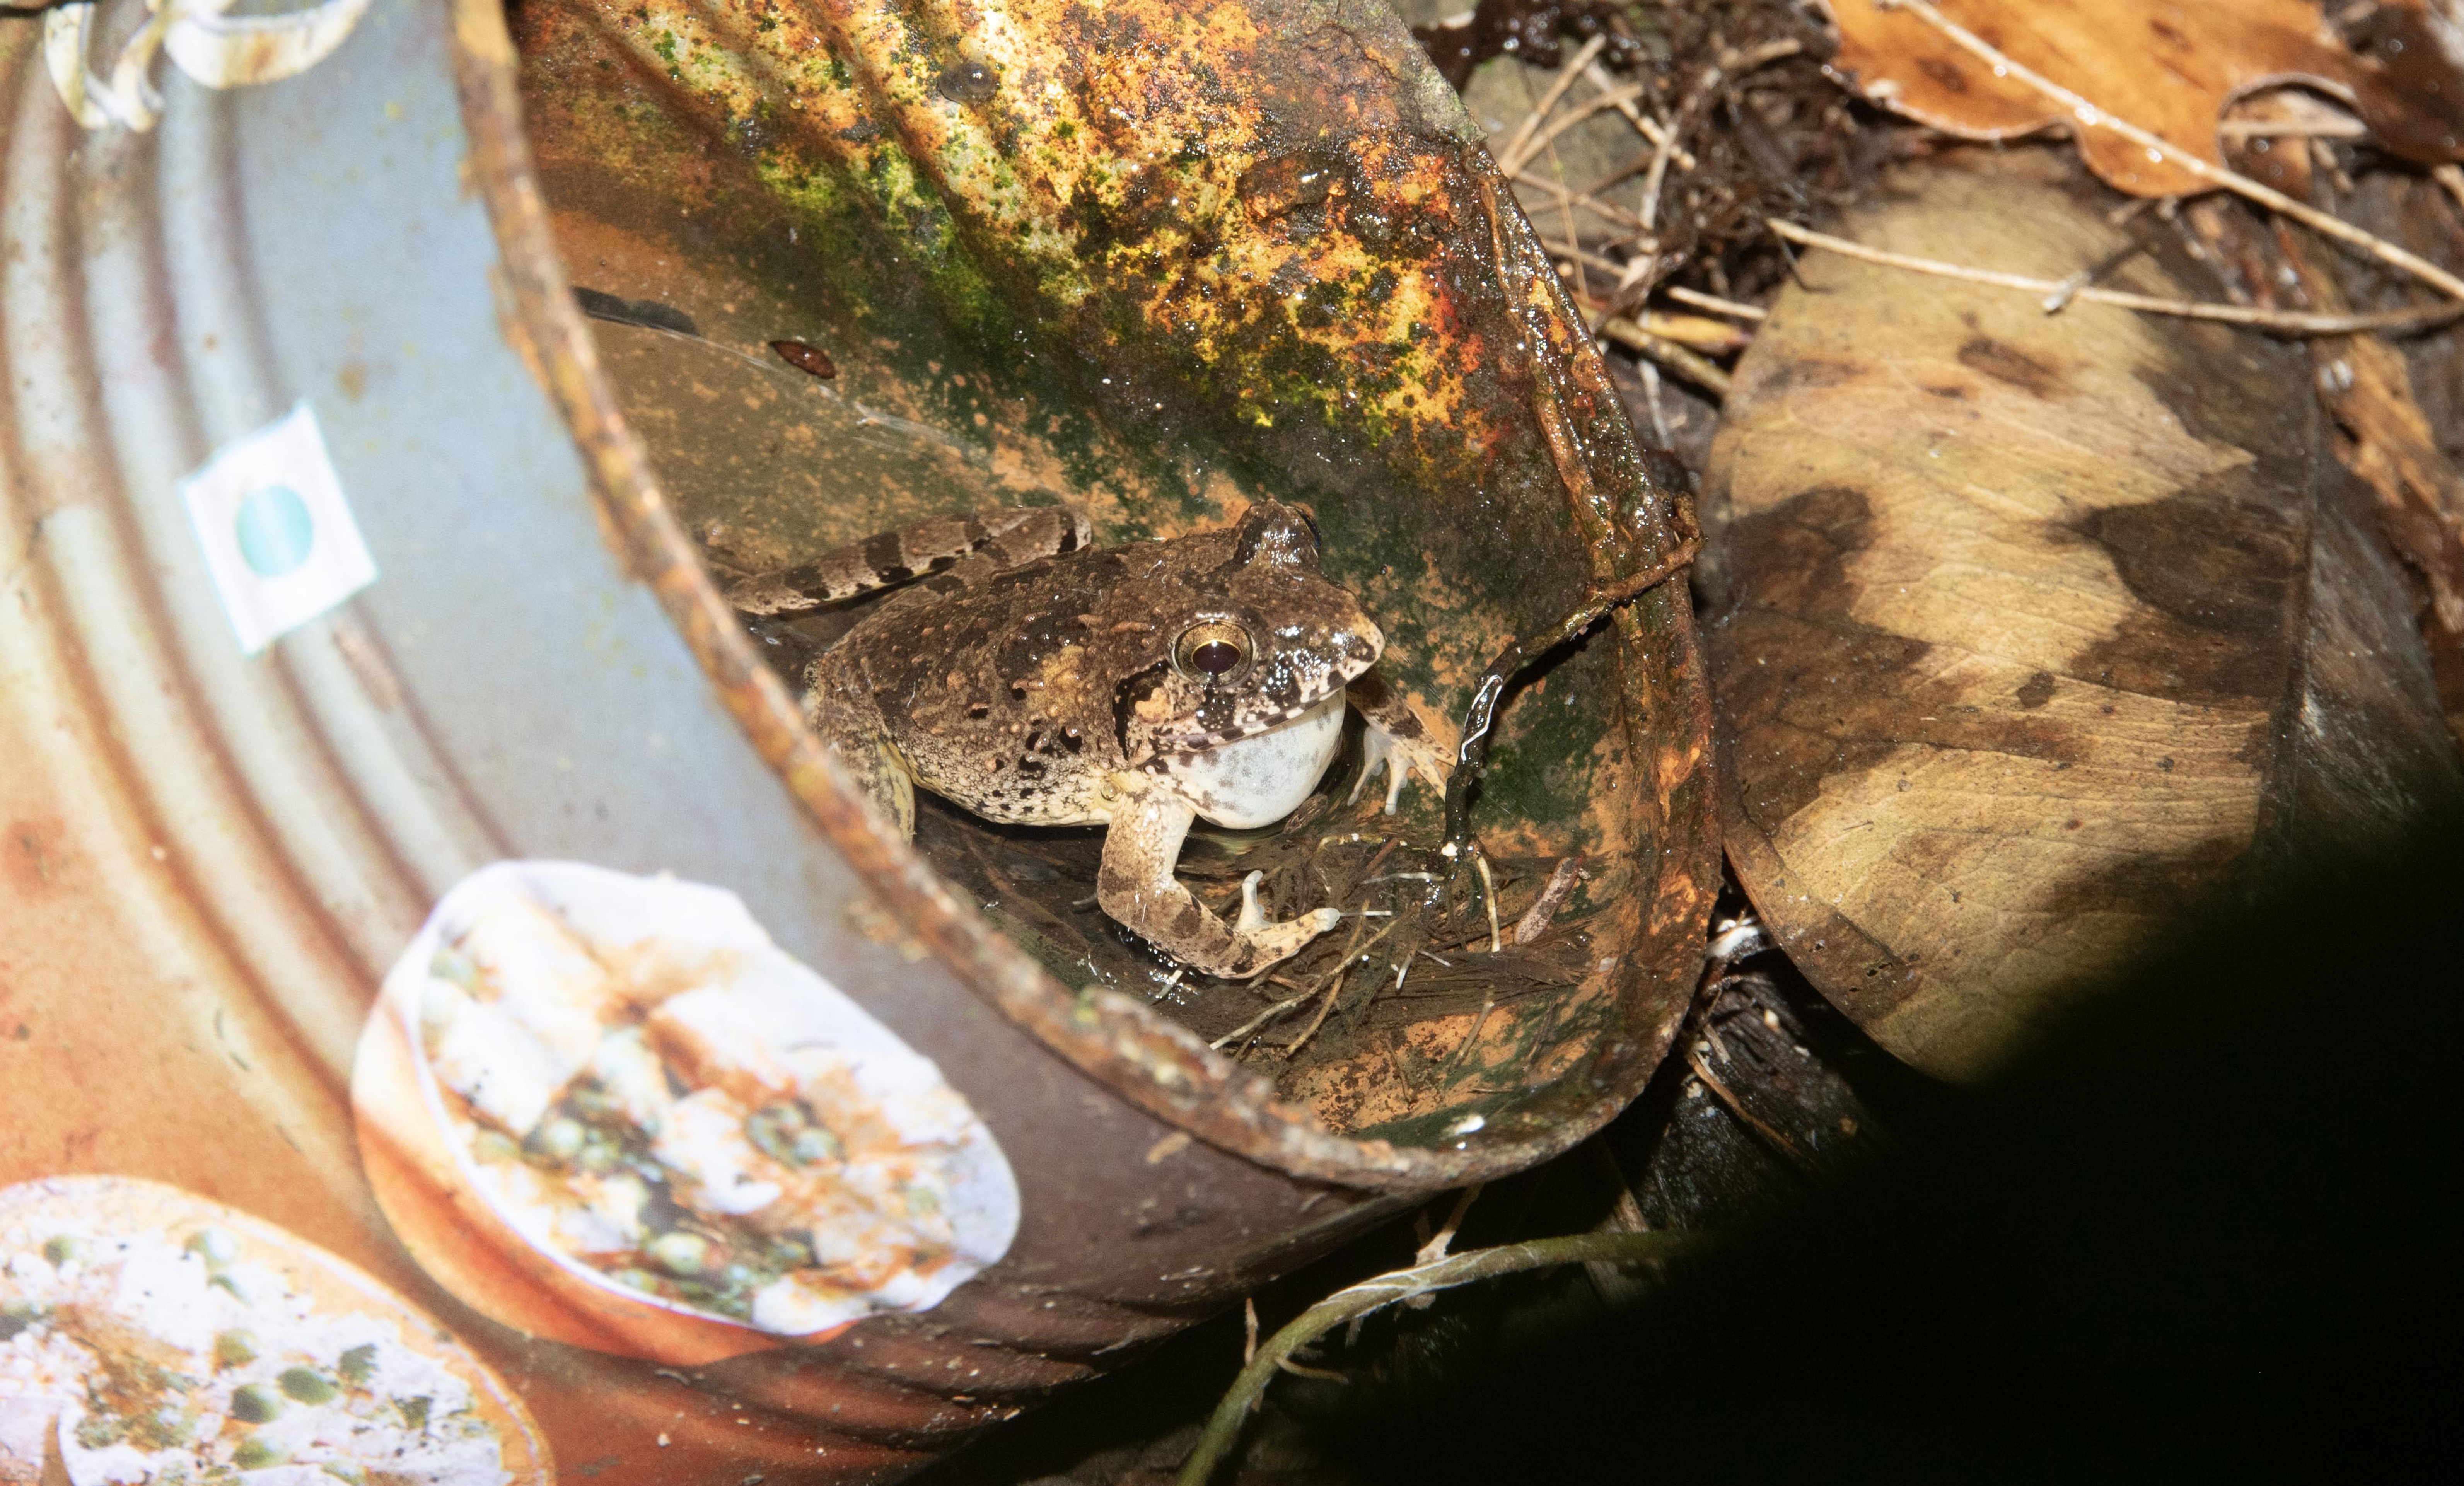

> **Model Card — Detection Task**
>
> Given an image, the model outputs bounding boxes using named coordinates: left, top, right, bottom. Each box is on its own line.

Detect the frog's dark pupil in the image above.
left=1191, top=641, right=1242, bottom=675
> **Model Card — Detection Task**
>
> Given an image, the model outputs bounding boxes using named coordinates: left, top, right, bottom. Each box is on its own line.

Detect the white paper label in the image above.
left=179, top=401, right=377, bottom=655
left=365, top=861, right=1021, bottom=1356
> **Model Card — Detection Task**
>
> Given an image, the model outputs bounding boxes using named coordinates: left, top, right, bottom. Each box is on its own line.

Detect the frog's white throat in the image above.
left=1160, top=691, right=1348, bottom=830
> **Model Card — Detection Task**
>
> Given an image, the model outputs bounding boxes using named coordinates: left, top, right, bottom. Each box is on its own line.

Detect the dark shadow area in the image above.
left=1300, top=802, right=2464, bottom=1482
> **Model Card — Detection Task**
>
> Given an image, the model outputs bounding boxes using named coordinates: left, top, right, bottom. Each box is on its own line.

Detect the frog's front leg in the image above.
left=1097, top=788, right=1340, bottom=979
left=1346, top=672, right=1453, bottom=814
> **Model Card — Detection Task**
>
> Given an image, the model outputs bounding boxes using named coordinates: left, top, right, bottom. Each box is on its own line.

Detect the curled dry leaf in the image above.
left=2275, top=227, right=2464, bottom=635
left=1701, top=150, right=2462, bottom=1080
left=2176, top=166, right=2464, bottom=743
left=1817, top=0, right=2464, bottom=197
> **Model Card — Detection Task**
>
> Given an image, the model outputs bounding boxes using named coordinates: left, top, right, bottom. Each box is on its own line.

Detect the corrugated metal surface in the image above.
left=0, top=2, right=1699, bottom=1478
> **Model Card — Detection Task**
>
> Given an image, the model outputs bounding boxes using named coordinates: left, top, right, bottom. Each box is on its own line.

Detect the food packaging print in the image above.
left=0, top=1174, right=551, bottom=1486
left=352, top=861, right=1020, bottom=1365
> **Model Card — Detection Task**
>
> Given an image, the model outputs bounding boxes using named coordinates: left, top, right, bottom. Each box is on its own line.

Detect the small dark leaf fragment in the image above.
left=769, top=340, right=837, bottom=379
left=572, top=286, right=698, bottom=336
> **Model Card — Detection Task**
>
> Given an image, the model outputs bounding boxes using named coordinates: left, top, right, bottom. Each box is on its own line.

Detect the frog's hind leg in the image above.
left=803, top=662, right=918, bottom=839
left=1097, top=790, right=1340, bottom=979
left=724, top=506, right=1092, bottom=616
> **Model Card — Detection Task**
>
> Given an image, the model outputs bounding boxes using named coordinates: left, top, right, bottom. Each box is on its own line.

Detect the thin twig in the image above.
left=1558, top=242, right=1652, bottom=284
left=1440, top=553, right=1701, bottom=861
left=2437, top=164, right=2464, bottom=220
left=1474, top=851, right=1502, bottom=954
left=1663, top=284, right=1768, bottom=321
left=1717, top=37, right=1807, bottom=74
left=1592, top=250, right=1661, bottom=332
left=1175, top=1232, right=1693, bottom=1486
left=1208, top=993, right=1311, bottom=1050
left=1582, top=58, right=1697, bottom=168
left=1583, top=1138, right=1655, bottom=1304
left=1277, top=965, right=1347, bottom=1058
left=1767, top=219, right=2463, bottom=336
left=2217, top=117, right=2366, bottom=140
left=1270, top=915, right=1403, bottom=1055
left=1512, top=855, right=1585, bottom=946
left=1500, top=80, right=1650, bottom=177
left=1513, top=170, right=1649, bottom=233
left=1493, top=33, right=1610, bottom=179
left=1638, top=360, right=1674, bottom=447
left=1599, top=317, right=1736, bottom=397
left=1437, top=990, right=1496, bottom=1080
left=1637, top=94, right=1682, bottom=234
left=1686, top=1049, right=1808, bottom=1168
left=1876, top=0, right=2464, bottom=303
left=1413, top=1185, right=1485, bottom=1266
left=1537, top=96, right=1590, bottom=304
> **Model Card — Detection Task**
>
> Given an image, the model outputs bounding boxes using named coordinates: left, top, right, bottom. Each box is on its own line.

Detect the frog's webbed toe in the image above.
left=1099, top=792, right=1339, bottom=979
left=1346, top=674, right=1451, bottom=814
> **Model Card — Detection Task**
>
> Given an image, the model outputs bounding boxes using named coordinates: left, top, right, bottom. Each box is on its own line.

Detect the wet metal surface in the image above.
left=1, top=0, right=1708, bottom=1477
left=511, top=0, right=1715, bottom=1163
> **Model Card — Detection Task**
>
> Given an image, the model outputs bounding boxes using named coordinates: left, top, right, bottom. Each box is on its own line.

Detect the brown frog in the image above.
left=727, top=502, right=1449, bottom=978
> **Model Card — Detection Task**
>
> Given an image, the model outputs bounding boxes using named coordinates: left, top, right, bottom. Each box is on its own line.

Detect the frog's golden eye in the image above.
left=1173, top=620, right=1253, bottom=682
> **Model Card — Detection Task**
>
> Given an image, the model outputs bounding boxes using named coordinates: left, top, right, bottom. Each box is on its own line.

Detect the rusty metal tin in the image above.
left=0, top=0, right=1708, bottom=1479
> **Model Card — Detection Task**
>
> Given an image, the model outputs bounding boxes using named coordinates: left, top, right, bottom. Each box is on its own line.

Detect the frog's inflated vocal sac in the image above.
left=727, top=502, right=1449, bottom=978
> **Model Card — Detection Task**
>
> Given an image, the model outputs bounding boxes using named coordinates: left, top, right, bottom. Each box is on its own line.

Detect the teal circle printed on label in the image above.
left=234, top=485, right=314, bottom=578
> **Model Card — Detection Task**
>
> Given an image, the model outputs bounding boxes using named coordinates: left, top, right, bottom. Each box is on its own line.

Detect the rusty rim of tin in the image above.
left=442, top=0, right=1667, bottom=1191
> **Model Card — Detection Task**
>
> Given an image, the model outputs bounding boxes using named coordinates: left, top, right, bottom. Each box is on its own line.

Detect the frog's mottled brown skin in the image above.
left=725, top=502, right=1446, bottom=978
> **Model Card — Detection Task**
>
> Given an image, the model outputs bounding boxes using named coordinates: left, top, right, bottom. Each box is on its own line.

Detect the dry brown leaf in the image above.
left=1701, top=151, right=2461, bottom=1080
left=2282, top=242, right=2464, bottom=634
left=2180, top=162, right=2464, bottom=735
left=1818, top=0, right=2464, bottom=197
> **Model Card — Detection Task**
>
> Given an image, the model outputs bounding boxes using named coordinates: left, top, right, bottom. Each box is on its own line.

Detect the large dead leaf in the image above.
left=1818, top=0, right=2464, bottom=196
left=1701, top=150, right=2462, bottom=1080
